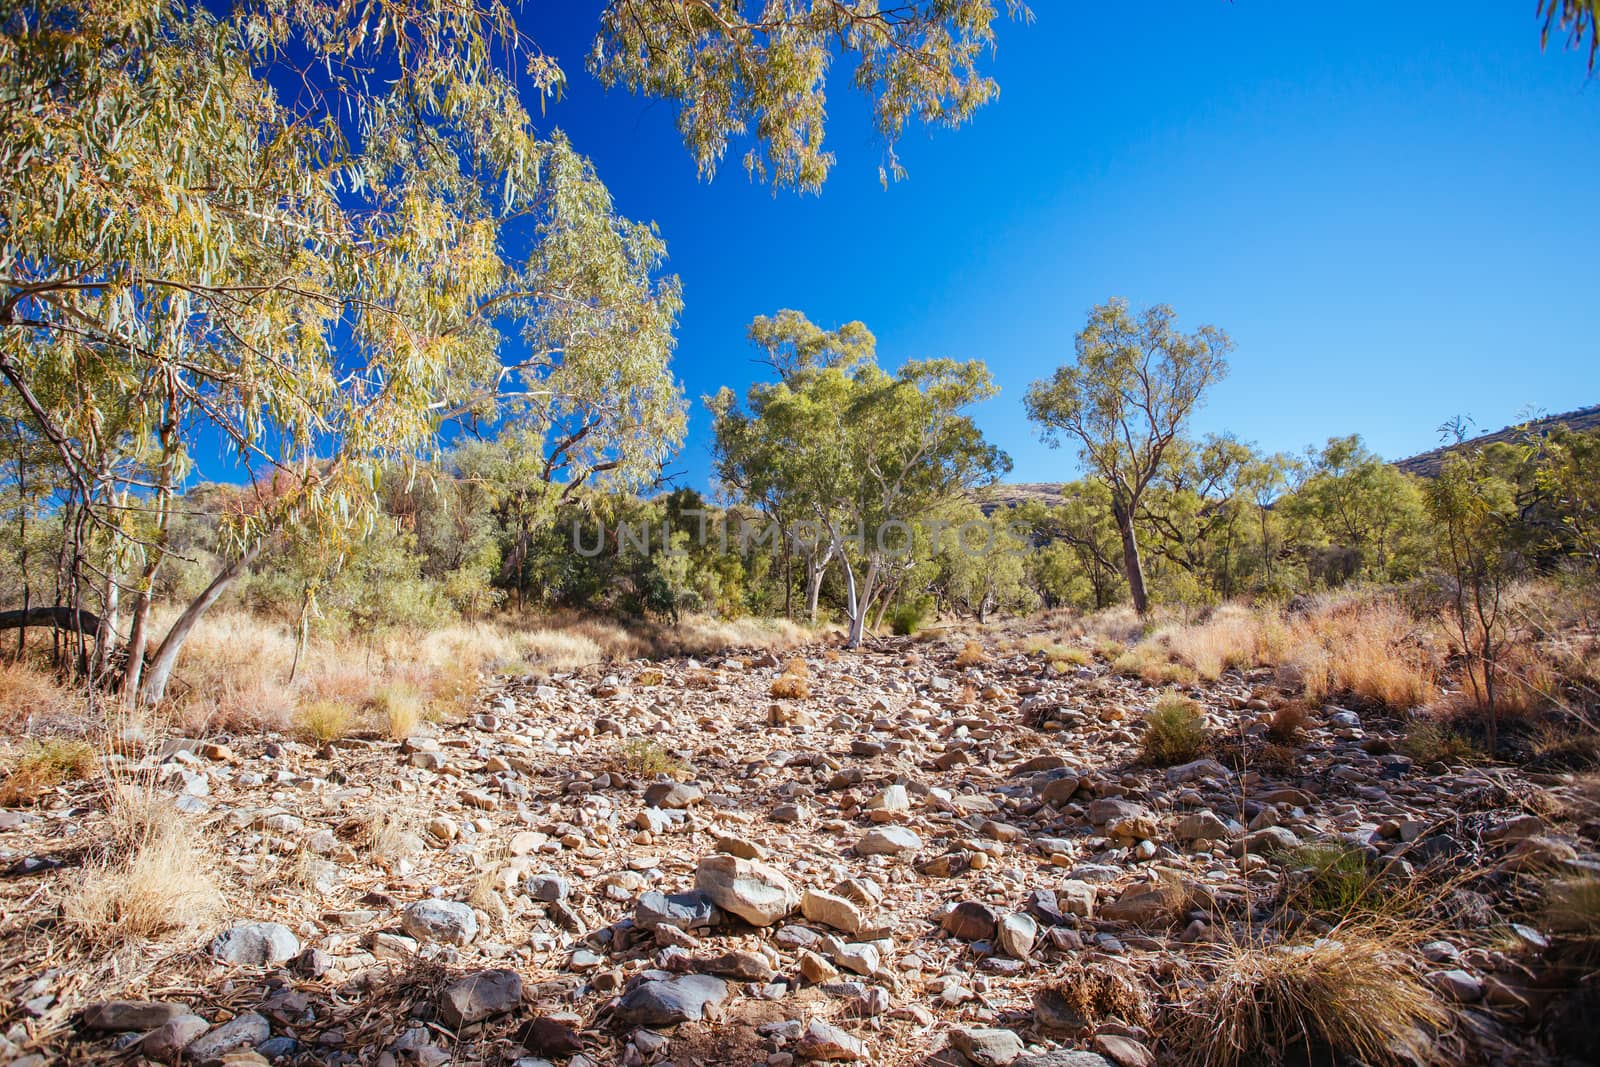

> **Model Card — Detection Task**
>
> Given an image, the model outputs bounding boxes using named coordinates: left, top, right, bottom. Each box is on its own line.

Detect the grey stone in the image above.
left=209, top=923, right=300, bottom=966
left=83, top=1000, right=190, bottom=1031
left=401, top=899, right=478, bottom=945
left=613, top=974, right=729, bottom=1027
left=184, top=1012, right=270, bottom=1063
left=635, top=890, right=719, bottom=931
left=438, top=968, right=522, bottom=1027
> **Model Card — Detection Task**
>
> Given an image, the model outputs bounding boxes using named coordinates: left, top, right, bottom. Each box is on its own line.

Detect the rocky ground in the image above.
left=1, top=625, right=1597, bottom=1066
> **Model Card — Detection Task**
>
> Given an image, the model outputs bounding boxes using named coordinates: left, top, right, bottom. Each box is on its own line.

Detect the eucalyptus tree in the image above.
left=1025, top=299, right=1231, bottom=614
left=2, top=0, right=1033, bottom=700
left=713, top=311, right=877, bottom=619
left=593, top=1, right=1033, bottom=190
left=712, top=319, right=1007, bottom=646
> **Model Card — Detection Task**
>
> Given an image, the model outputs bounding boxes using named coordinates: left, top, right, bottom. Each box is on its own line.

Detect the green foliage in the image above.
left=1026, top=299, right=1231, bottom=614
left=1282, top=436, right=1428, bottom=585
left=617, top=738, right=686, bottom=780
left=1425, top=434, right=1526, bottom=751
left=710, top=311, right=1009, bottom=645
left=591, top=2, right=1033, bottom=190
left=889, top=599, right=933, bottom=636
left=932, top=507, right=1038, bottom=622
left=1139, top=693, right=1210, bottom=765
left=1282, top=844, right=1383, bottom=916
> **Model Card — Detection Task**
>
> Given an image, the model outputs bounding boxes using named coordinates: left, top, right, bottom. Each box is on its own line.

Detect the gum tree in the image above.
left=3, top=1, right=1027, bottom=700
left=1025, top=299, right=1231, bottom=615
left=711, top=319, right=1007, bottom=646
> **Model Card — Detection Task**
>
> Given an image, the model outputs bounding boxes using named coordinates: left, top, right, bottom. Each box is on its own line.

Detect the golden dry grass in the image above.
left=617, top=738, right=687, bottom=779
left=63, top=783, right=223, bottom=947
left=770, top=673, right=811, bottom=699
left=0, top=736, right=97, bottom=806
left=1103, top=594, right=1440, bottom=710
left=1547, top=876, right=1600, bottom=937
left=372, top=681, right=426, bottom=740
left=295, top=699, right=355, bottom=743
left=954, top=639, right=988, bottom=668
left=0, top=660, right=82, bottom=728
left=1170, top=923, right=1451, bottom=1067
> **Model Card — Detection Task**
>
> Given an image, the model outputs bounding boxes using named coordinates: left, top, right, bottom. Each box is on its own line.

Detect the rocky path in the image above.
left=0, top=629, right=1594, bottom=1066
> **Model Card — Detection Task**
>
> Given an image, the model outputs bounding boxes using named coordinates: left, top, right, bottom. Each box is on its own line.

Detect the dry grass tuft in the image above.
left=617, top=738, right=686, bottom=779
left=1023, top=637, right=1093, bottom=667
left=0, top=737, right=97, bottom=806
left=1547, top=876, right=1600, bottom=938
left=0, top=660, right=81, bottom=728
left=1280, top=843, right=1386, bottom=917
left=1266, top=702, right=1309, bottom=744
left=1036, top=959, right=1153, bottom=1032
left=954, top=640, right=988, bottom=668
left=64, top=784, right=223, bottom=947
left=296, top=699, right=355, bottom=743
left=373, top=681, right=426, bottom=740
left=1113, top=642, right=1200, bottom=686
left=770, top=673, right=811, bottom=699
left=1398, top=719, right=1482, bottom=766
left=1170, top=925, right=1451, bottom=1067
left=1139, top=693, right=1210, bottom=766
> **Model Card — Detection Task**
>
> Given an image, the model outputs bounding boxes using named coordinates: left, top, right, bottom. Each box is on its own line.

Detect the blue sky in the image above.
left=524, top=3, right=1599, bottom=490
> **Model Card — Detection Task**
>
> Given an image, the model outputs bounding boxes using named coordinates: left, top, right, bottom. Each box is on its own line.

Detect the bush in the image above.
left=1169, top=927, right=1449, bottom=1067
left=618, top=739, right=686, bottom=779
left=1139, top=694, right=1210, bottom=766
left=0, top=737, right=96, bottom=807
left=296, top=700, right=355, bottom=743
left=890, top=600, right=931, bottom=636
left=1398, top=720, right=1481, bottom=766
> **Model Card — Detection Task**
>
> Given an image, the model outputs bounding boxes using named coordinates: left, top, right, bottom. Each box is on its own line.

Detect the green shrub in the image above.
left=1283, top=843, right=1382, bottom=916
left=1139, top=694, right=1210, bottom=765
left=1398, top=721, right=1480, bottom=766
left=618, top=739, right=685, bottom=779
left=890, top=600, right=931, bottom=636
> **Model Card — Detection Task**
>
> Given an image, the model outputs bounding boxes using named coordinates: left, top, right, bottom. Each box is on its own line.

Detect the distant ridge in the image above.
left=1393, top=403, right=1600, bottom=478
left=975, top=403, right=1600, bottom=510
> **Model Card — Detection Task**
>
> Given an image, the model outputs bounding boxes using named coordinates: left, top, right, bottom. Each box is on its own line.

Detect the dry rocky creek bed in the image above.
left=1, top=629, right=1596, bottom=1066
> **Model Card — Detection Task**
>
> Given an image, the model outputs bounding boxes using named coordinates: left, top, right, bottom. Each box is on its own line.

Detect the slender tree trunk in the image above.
left=138, top=542, right=261, bottom=707
left=805, top=543, right=834, bottom=624
left=1113, top=498, right=1150, bottom=615
left=91, top=570, right=119, bottom=681
left=845, top=557, right=880, bottom=648
left=122, top=586, right=153, bottom=700
left=14, top=422, right=28, bottom=663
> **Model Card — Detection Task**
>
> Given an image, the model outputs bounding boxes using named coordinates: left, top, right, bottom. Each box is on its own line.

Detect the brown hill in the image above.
left=1394, top=403, right=1600, bottom=478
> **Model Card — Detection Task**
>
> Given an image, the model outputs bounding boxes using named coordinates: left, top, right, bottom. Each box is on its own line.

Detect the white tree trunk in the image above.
left=137, top=543, right=261, bottom=707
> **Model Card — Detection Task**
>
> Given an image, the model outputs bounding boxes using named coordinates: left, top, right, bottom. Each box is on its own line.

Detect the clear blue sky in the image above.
left=527, top=2, right=1599, bottom=489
